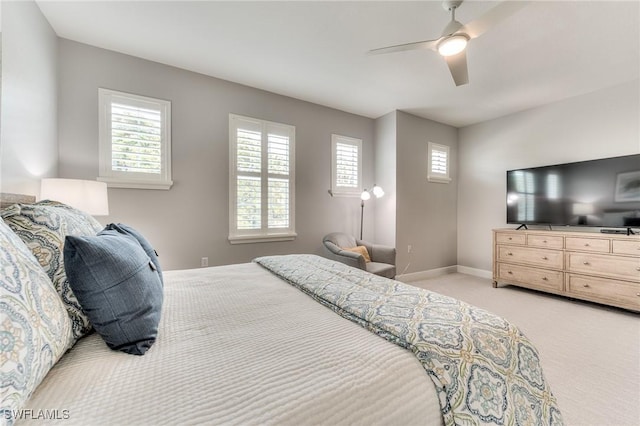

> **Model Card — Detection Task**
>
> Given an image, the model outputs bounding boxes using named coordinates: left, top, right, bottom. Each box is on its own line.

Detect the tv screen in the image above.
left=506, top=154, right=640, bottom=228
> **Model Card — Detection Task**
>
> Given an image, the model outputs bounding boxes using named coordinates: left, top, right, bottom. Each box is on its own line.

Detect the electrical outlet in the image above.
left=407, top=245, right=412, bottom=253
left=201, top=257, right=209, bottom=267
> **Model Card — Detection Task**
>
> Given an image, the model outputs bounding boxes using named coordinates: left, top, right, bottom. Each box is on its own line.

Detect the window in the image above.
left=98, top=88, right=172, bottom=189
left=427, top=142, right=451, bottom=183
left=229, top=114, right=296, bottom=243
left=331, top=134, right=362, bottom=196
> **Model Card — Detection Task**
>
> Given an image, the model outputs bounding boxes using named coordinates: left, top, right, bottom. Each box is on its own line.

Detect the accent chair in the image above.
left=322, top=232, right=396, bottom=279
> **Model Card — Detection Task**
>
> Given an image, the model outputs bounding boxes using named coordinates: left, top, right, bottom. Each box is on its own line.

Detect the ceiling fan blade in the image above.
left=461, top=1, right=530, bottom=39
left=368, top=39, right=438, bottom=55
left=445, top=50, right=469, bottom=86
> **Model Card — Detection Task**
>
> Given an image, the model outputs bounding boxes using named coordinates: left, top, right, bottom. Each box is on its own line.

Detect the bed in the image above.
left=0, top=194, right=563, bottom=426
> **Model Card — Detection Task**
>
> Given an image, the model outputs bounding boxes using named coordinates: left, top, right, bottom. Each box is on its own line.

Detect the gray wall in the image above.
left=457, top=80, right=640, bottom=272
left=57, top=40, right=376, bottom=270
left=4, top=3, right=636, bottom=276
left=0, top=1, right=58, bottom=195
left=396, top=111, right=458, bottom=274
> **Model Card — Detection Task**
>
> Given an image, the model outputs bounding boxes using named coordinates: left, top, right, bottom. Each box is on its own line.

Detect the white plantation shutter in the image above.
left=236, top=128, right=262, bottom=173
left=111, top=103, right=162, bottom=174
left=268, top=133, right=290, bottom=175
left=235, top=123, right=262, bottom=230
left=430, top=149, right=447, bottom=175
left=268, top=178, right=289, bottom=228
left=229, top=114, right=296, bottom=243
left=268, top=132, right=290, bottom=228
left=427, top=142, right=452, bottom=183
left=98, top=89, right=172, bottom=190
left=336, top=143, right=358, bottom=187
left=237, top=176, right=261, bottom=230
left=331, top=135, right=362, bottom=196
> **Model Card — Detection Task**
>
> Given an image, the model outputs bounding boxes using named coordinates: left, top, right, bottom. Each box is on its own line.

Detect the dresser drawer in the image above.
left=567, top=274, right=640, bottom=310
left=495, top=232, right=525, bottom=245
left=498, top=263, right=563, bottom=292
left=527, top=234, right=564, bottom=249
left=565, top=237, right=610, bottom=253
left=566, top=252, right=640, bottom=282
left=498, top=246, right=563, bottom=269
left=612, top=240, right=640, bottom=256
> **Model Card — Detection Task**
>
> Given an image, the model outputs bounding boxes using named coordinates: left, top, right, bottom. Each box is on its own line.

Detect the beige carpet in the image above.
left=406, top=273, right=640, bottom=426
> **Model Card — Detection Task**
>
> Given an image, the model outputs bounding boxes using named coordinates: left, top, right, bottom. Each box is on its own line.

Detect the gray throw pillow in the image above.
left=105, top=223, right=163, bottom=285
left=64, top=228, right=163, bottom=355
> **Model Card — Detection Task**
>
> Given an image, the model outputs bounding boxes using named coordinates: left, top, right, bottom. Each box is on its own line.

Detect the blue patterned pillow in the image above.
left=1, top=201, right=103, bottom=341
left=64, top=228, right=163, bottom=355
left=0, top=218, right=73, bottom=424
left=104, top=223, right=163, bottom=285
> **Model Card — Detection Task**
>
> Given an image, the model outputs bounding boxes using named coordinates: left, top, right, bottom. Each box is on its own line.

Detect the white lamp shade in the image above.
left=372, top=185, right=384, bottom=198
left=360, top=190, right=371, bottom=201
left=41, top=178, right=109, bottom=216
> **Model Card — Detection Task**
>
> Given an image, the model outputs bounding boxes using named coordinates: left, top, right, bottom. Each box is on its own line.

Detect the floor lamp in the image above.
left=360, top=185, right=384, bottom=240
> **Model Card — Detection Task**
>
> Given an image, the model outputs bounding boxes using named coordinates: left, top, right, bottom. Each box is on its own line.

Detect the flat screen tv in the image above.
left=506, top=154, right=640, bottom=229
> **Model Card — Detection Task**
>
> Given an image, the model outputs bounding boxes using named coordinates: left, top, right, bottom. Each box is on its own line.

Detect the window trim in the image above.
left=427, top=142, right=452, bottom=184
left=331, top=134, right=363, bottom=197
left=98, top=88, right=173, bottom=190
left=228, top=114, right=296, bottom=244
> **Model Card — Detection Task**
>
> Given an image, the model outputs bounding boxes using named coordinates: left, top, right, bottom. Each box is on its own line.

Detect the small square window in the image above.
left=98, top=88, right=172, bottom=190
left=331, top=134, right=363, bottom=196
left=427, top=142, right=451, bottom=183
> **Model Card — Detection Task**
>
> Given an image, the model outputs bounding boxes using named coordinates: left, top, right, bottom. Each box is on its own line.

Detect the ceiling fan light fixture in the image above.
left=437, top=34, right=468, bottom=56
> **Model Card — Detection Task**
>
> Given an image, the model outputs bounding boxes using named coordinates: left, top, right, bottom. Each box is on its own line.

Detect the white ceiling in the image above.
left=37, top=0, right=640, bottom=127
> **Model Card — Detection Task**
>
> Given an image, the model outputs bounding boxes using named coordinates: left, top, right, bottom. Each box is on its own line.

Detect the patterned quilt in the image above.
left=255, top=254, right=563, bottom=426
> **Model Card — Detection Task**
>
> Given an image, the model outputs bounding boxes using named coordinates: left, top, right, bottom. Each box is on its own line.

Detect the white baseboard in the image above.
left=396, top=265, right=458, bottom=283
left=396, top=265, right=492, bottom=282
left=456, top=265, right=493, bottom=279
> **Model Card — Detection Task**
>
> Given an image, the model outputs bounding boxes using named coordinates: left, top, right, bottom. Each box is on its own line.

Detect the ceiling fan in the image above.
left=368, top=0, right=529, bottom=86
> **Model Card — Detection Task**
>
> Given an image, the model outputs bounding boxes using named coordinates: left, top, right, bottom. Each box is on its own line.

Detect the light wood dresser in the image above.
left=493, top=228, right=640, bottom=311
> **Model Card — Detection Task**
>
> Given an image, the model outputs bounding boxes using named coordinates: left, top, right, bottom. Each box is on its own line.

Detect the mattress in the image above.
left=20, top=263, right=443, bottom=425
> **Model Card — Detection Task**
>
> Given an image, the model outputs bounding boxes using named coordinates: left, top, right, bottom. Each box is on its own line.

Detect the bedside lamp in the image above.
left=41, top=178, right=109, bottom=216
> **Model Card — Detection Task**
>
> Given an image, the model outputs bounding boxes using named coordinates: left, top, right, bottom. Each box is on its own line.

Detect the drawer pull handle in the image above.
left=636, top=267, right=640, bottom=272
left=584, top=243, right=590, bottom=247
left=543, top=240, right=547, bottom=243
left=542, top=256, right=548, bottom=260
left=637, top=293, right=640, bottom=297
left=583, top=284, right=590, bottom=288
left=508, top=271, right=513, bottom=275
left=508, top=237, right=512, bottom=240
left=507, top=252, right=513, bottom=256
left=583, top=261, right=590, bottom=265
left=542, top=277, right=548, bottom=281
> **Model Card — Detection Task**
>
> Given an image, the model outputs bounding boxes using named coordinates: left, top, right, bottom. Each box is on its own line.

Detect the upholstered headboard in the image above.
left=0, top=193, right=36, bottom=209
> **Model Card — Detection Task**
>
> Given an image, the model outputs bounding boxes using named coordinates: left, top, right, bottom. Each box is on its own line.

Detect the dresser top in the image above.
left=493, top=227, right=640, bottom=241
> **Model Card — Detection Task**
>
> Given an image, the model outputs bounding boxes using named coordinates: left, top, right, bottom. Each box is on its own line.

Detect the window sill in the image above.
left=228, top=232, right=297, bottom=244
left=98, top=177, right=173, bottom=190
left=427, top=176, right=452, bottom=184
left=329, top=190, right=361, bottom=198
